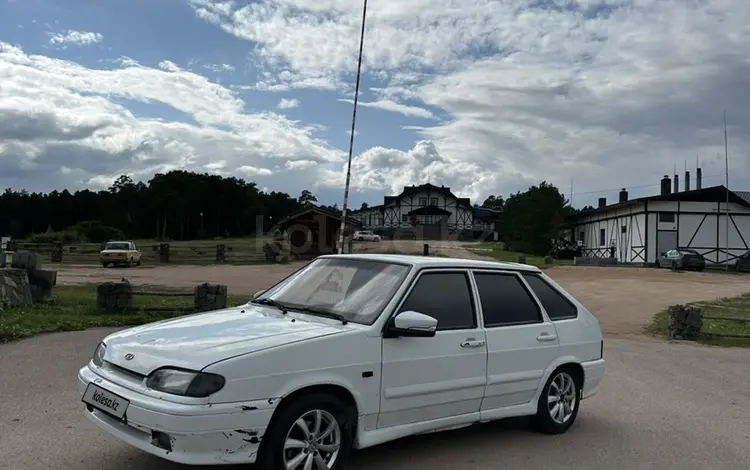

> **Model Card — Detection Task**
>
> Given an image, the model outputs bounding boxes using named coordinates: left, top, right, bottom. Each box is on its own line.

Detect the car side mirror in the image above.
left=252, top=290, right=265, bottom=300
left=384, top=310, right=438, bottom=338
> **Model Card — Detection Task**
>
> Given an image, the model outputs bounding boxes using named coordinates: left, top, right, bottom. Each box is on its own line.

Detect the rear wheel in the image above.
left=257, top=394, right=354, bottom=470
left=532, top=368, right=581, bottom=435
left=101, top=262, right=109, bottom=268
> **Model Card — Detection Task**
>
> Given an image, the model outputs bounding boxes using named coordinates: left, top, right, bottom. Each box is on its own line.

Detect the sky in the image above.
left=1, top=0, right=749, bottom=209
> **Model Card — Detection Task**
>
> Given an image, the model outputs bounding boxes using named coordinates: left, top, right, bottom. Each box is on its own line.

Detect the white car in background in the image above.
left=78, top=254, right=605, bottom=469
left=353, top=230, right=381, bottom=242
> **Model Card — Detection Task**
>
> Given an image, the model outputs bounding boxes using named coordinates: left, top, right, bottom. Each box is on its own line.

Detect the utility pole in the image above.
left=724, top=111, right=730, bottom=270
left=337, top=0, right=368, bottom=254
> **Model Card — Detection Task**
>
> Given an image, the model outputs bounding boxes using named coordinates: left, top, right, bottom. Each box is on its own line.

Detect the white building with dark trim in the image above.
left=349, top=183, right=500, bottom=240
left=567, top=169, right=750, bottom=265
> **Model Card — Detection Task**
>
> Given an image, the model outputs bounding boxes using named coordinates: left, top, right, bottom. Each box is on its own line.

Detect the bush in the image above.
left=28, top=230, right=86, bottom=244
left=70, top=221, right=125, bottom=243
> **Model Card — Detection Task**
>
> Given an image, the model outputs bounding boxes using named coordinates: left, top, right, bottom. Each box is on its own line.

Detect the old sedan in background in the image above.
left=658, top=249, right=706, bottom=271
left=78, top=254, right=605, bottom=469
left=100, top=241, right=141, bottom=267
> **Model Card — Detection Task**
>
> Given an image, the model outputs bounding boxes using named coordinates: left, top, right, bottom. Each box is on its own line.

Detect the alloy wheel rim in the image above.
left=283, top=409, right=341, bottom=470
left=547, top=372, right=576, bottom=424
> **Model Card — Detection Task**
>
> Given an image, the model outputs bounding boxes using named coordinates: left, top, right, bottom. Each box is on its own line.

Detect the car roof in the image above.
left=319, top=253, right=542, bottom=273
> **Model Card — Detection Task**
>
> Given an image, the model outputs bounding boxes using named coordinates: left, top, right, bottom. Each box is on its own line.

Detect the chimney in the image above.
left=674, top=174, right=679, bottom=193
left=619, top=188, right=628, bottom=203
left=598, top=197, right=607, bottom=209
left=696, top=167, right=702, bottom=189
left=660, top=175, right=671, bottom=195
left=685, top=171, right=691, bottom=192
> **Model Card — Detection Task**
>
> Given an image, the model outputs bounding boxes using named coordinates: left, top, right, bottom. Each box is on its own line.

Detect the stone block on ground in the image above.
left=0, top=269, right=33, bottom=311
left=667, top=304, right=702, bottom=340
left=194, top=283, right=228, bottom=312
left=11, top=251, right=41, bottom=271
left=544, top=255, right=554, bottom=265
left=96, top=281, right=134, bottom=313
left=27, top=269, right=57, bottom=302
left=517, top=254, right=527, bottom=264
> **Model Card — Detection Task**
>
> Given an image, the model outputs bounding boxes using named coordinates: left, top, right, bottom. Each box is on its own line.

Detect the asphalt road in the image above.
left=1, top=329, right=749, bottom=470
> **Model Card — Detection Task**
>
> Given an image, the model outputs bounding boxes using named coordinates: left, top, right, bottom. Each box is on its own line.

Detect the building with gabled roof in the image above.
left=567, top=169, right=750, bottom=265
left=349, top=183, right=499, bottom=240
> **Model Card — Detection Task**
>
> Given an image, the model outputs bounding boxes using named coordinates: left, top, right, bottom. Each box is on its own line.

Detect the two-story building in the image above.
left=349, top=183, right=499, bottom=240
left=567, top=170, right=750, bottom=265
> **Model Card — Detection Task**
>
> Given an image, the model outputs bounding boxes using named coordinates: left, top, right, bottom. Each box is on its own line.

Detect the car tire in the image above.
left=532, top=368, right=581, bottom=435
left=101, top=262, right=109, bottom=268
left=257, top=393, right=354, bottom=470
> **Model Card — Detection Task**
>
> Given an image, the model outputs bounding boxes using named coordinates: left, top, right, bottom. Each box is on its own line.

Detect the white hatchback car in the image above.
left=78, top=254, right=605, bottom=469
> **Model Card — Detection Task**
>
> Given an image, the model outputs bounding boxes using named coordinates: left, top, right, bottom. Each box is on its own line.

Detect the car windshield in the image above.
left=254, top=258, right=411, bottom=325
left=105, top=242, right=130, bottom=250
left=679, top=250, right=699, bottom=255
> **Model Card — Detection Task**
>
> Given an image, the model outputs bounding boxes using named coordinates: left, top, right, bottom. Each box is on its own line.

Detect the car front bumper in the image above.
left=78, top=366, right=276, bottom=465
left=581, top=358, right=605, bottom=400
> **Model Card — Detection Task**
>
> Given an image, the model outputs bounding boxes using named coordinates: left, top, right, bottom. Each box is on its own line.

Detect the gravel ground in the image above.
left=2, top=244, right=750, bottom=469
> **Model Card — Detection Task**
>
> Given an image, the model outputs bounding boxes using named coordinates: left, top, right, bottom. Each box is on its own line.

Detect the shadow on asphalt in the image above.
left=127, top=417, right=552, bottom=469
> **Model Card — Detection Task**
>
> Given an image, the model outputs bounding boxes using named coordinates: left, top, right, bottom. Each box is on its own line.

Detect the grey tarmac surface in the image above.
left=1, top=330, right=749, bottom=470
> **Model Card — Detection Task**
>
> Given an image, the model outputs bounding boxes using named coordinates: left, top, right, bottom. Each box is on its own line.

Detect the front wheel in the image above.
left=532, top=368, right=581, bottom=434
left=257, top=394, right=353, bottom=470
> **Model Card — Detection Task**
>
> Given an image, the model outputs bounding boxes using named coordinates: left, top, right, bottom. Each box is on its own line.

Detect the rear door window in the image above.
left=473, top=272, right=542, bottom=327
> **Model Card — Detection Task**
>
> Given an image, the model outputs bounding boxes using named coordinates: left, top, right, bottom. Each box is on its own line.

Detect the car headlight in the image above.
left=92, top=342, right=106, bottom=367
left=146, top=368, right=226, bottom=398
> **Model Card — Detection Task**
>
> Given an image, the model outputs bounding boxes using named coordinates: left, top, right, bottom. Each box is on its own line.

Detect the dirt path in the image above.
left=55, top=251, right=750, bottom=337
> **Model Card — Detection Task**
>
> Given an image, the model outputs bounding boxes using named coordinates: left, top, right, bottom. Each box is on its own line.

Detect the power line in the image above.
left=569, top=171, right=727, bottom=197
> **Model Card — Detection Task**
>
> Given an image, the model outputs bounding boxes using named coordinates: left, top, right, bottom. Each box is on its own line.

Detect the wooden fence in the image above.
left=6, top=241, right=275, bottom=265
left=96, top=282, right=228, bottom=313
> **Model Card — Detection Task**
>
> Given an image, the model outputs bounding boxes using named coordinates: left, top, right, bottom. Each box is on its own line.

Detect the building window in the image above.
left=429, top=197, right=438, bottom=206
left=599, top=228, right=606, bottom=246
left=659, top=213, right=675, bottom=223
left=401, top=214, right=408, bottom=222
left=418, top=197, right=427, bottom=206
left=578, top=231, right=585, bottom=242
left=621, top=225, right=627, bottom=234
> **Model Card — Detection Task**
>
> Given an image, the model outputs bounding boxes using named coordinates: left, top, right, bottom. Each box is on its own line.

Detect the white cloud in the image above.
left=337, top=98, right=435, bottom=119
left=0, top=42, right=344, bottom=193
left=277, top=98, right=300, bottom=109
left=318, top=140, right=498, bottom=201
left=49, top=30, right=103, bottom=46
left=188, top=0, right=750, bottom=204
left=203, top=63, right=236, bottom=72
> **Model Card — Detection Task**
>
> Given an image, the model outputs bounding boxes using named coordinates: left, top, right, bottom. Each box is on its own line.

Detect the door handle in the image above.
left=461, top=339, right=486, bottom=348
left=537, top=333, right=557, bottom=342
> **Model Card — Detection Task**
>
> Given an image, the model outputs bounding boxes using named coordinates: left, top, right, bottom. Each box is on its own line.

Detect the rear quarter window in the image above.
left=522, top=273, right=578, bottom=321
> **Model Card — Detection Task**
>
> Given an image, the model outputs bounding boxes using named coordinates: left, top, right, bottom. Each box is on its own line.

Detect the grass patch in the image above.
left=0, top=285, right=249, bottom=344
left=646, top=294, right=750, bottom=348
left=464, top=244, right=573, bottom=268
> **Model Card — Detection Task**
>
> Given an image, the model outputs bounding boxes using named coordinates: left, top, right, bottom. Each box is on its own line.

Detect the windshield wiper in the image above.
left=288, top=306, right=348, bottom=325
left=250, top=298, right=289, bottom=315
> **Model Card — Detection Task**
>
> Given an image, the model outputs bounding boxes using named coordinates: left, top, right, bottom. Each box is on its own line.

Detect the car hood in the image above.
left=101, top=305, right=349, bottom=375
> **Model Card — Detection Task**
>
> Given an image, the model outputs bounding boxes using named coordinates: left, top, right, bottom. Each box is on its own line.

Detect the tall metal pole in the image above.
left=724, top=111, right=730, bottom=270
left=337, top=0, right=368, bottom=254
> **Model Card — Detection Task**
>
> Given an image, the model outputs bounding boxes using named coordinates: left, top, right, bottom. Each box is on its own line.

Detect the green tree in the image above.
left=480, top=195, right=505, bottom=211
left=502, top=182, right=568, bottom=255
left=298, top=189, right=318, bottom=207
